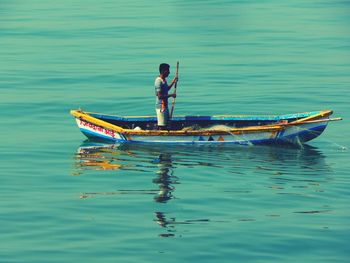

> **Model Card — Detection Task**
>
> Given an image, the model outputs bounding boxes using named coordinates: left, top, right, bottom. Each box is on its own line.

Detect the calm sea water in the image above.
left=1, top=1, right=349, bottom=262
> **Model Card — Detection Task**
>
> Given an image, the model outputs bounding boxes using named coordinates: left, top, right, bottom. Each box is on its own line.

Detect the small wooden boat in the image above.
left=70, top=109, right=341, bottom=145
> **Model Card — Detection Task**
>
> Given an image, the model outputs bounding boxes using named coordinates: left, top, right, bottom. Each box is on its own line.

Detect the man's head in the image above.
left=159, top=63, right=170, bottom=77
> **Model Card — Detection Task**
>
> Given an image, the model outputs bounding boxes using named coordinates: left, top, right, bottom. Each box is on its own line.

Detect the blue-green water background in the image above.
left=1, top=1, right=349, bottom=262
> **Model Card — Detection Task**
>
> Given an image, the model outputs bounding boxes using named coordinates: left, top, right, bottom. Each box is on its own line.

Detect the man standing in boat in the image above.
left=155, top=63, right=178, bottom=130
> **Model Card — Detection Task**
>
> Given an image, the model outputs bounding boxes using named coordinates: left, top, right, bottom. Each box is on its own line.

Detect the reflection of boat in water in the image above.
left=74, top=141, right=327, bottom=177
left=74, top=141, right=330, bottom=204
left=70, top=109, right=341, bottom=145
left=73, top=141, right=329, bottom=236
left=75, top=143, right=123, bottom=171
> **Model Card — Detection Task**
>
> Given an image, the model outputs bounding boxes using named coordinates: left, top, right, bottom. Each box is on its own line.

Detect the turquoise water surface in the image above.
left=1, top=1, right=350, bottom=262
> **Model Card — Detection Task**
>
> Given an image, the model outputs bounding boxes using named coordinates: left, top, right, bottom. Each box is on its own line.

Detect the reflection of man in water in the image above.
left=153, top=153, right=177, bottom=203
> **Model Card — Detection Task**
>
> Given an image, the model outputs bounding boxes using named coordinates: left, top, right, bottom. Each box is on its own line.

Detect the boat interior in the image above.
left=88, top=112, right=318, bottom=131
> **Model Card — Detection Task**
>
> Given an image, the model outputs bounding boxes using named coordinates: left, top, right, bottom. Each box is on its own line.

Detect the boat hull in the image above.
left=75, top=116, right=328, bottom=145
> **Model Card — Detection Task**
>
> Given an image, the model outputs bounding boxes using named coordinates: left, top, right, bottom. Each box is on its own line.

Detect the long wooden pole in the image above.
left=284, top=117, right=342, bottom=126
left=170, top=61, right=179, bottom=119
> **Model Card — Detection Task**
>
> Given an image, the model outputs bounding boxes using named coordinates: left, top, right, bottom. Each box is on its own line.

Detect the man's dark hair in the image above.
left=159, top=63, right=170, bottom=73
